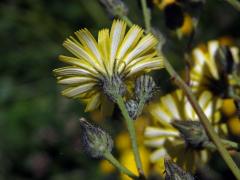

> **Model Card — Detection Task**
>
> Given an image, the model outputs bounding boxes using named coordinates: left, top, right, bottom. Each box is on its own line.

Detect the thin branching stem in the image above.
left=140, top=0, right=151, bottom=33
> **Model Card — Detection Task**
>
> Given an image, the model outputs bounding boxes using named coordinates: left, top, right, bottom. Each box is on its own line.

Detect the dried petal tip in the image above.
left=125, top=99, right=138, bottom=120
left=135, top=75, right=157, bottom=103
left=80, top=118, right=113, bottom=158
left=165, top=158, right=195, bottom=180
left=172, top=121, right=212, bottom=149
left=99, top=0, right=128, bottom=17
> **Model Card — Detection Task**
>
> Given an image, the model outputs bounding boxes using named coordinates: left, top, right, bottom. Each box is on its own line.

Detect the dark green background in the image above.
left=0, top=0, right=239, bottom=179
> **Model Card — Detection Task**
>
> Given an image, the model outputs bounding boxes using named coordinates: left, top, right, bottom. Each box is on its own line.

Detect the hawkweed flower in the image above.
left=53, top=19, right=163, bottom=112
left=144, top=90, right=227, bottom=172
left=152, top=0, right=204, bottom=37
left=190, top=40, right=239, bottom=97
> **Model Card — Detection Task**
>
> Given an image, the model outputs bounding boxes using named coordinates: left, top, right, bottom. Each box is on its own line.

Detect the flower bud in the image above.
left=172, top=121, right=212, bottom=149
left=135, top=75, right=156, bottom=103
left=165, top=158, right=195, bottom=180
left=80, top=118, right=113, bottom=158
left=125, top=99, right=138, bottom=120
left=99, top=0, right=128, bottom=17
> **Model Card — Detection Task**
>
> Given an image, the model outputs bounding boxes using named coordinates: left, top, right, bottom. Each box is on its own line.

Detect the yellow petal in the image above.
left=116, top=25, right=143, bottom=60
left=75, top=28, right=103, bottom=65
left=57, top=76, right=96, bottom=85
left=109, top=19, right=126, bottom=73
left=59, top=55, right=97, bottom=74
left=98, top=29, right=110, bottom=68
left=85, top=93, right=101, bottom=112
left=144, top=127, right=179, bottom=138
left=62, top=83, right=96, bottom=97
left=53, top=66, right=96, bottom=77
left=126, top=57, right=163, bottom=77
left=123, top=34, right=158, bottom=65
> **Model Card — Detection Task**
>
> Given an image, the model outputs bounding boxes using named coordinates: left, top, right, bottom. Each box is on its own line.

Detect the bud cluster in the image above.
left=135, top=75, right=156, bottom=103
left=126, top=75, right=157, bottom=119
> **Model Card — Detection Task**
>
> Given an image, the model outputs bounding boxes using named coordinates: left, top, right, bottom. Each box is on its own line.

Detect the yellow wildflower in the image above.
left=54, top=19, right=163, bottom=111
left=144, top=90, right=226, bottom=173
left=190, top=40, right=239, bottom=97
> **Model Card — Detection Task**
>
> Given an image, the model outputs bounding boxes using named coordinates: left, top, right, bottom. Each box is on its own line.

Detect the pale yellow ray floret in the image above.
left=54, top=19, right=164, bottom=112
left=144, top=90, right=227, bottom=171
left=190, top=40, right=240, bottom=94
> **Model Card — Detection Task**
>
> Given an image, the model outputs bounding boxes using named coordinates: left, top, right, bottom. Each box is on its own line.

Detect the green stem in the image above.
left=104, top=151, right=138, bottom=179
left=163, top=58, right=240, bottom=179
left=116, top=95, right=145, bottom=178
left=140, top=0, right=151, bottom=33
left=224, top=0, right=240, bottom=11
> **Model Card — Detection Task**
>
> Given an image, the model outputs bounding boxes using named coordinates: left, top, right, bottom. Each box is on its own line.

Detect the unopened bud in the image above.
left=99, top=0, right=128, bottom=17
left=172, top=121, right=212, bottom=149
left=103, top=74, right=126, bottom=103
left=80, top=118, right=113, bottom=158
left=135, top=75, right=156, bottom=103
left=165, top=158, right=195, bottom=180
left=125, top=99, right=138, bottom=120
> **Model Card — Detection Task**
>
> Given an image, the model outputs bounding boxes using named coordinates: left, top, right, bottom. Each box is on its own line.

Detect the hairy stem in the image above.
left=116, top=95, right=145, bottom=178
left=140, top=0, right=151, bottom=33
left=104, top=151, right=138, bottom=179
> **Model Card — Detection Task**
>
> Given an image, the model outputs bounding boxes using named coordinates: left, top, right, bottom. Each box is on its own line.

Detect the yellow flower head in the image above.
left=190, top=40, right=240, bottom=97
left=144, top=90, right=226, bottom=172
left=54, top=19, right=163, bottom=112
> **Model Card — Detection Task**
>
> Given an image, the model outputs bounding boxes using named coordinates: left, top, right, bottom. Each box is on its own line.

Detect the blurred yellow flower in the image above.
left=120, top=146, right=150, bottom=180
left=222, top=99, right=240, bottom=136
left=153, top=0, right=175, bottom=10
left=99, top=159, right=115, bottom=174
left=190, top=40, right=239, bottom=97
left=54, top=19, right=163, bottom=111
left=228, top=117, right=240, bottom=136
left=153, top=0, right=194, bottom=36
left=144, top=90, right=226, bottom=173
left=222, top=99, right=237, bottom=117
left=177, top=13, right=194, bottom=37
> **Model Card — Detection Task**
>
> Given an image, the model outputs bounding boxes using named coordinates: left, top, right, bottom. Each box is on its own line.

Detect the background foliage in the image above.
left=0, top=0, right=239, bottom=179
